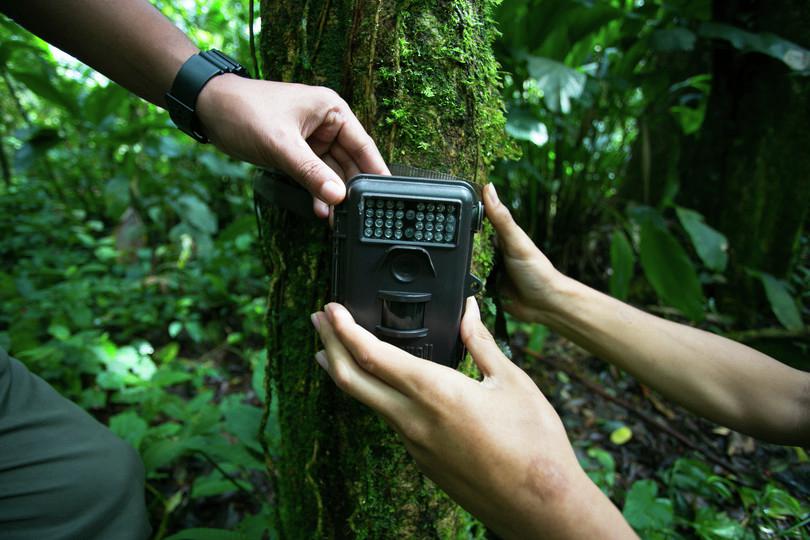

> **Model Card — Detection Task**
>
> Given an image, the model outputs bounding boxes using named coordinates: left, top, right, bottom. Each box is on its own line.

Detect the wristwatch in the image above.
left=165, top=49, right=250, bottom=143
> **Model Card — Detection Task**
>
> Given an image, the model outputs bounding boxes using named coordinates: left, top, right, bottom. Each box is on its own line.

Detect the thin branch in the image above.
left=248, top=0, right=262, bottom=79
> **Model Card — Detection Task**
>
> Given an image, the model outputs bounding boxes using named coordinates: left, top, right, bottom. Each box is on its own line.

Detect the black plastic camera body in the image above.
left=332, top=174, right=483, bottom=368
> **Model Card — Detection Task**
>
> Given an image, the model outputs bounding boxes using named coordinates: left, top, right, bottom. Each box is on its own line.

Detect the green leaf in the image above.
left=164, top=528, right=248, bottom=540
left=675, top=207, right=728, bottom=272
left=699, top=23, right=810, bottom=72
left=623, top=480, right=674, bottom=533
left=669, top=104, right=706, bottom=135
left=610, top=425, right=633, bottom=445
left=109, top=411, right=149, bottom=451
left=638, top=218, right=705, bottom=321
left=505, top=109, right=548, bottom=146
left=525, top=55, right=586, bottom=114
left=221, top=397, right=264, bottom=453
left=609, top=230, right=634, bottom=300
left=173, top=194, right=218, bottom=235
left=13, top=127, right=62, bottom=173
left=758, top=273, right=803, bottom=331
left=693, top=507, right=745, bottom=539
left=48, top=323, right=70, bottom=341
left=651, top=28, right=697, bottom=52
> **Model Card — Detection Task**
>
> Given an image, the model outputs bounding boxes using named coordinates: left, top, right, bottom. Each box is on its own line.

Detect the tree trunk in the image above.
left=679, top=0, right=810, bottom=321
left=255, top=1, right=508, bottom=537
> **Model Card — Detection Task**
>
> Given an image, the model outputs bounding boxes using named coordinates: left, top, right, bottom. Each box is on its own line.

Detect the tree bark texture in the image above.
left=679, top=0, right=810, bottom=317
left=255, top=1, right=508, bottom=537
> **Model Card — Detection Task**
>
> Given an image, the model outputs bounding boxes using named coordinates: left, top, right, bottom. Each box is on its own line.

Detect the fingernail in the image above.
left=467, top=297, right=481, bottom=318
left=315, top=350, right=328, bottom=369
left=320, top=180, right=344, bottom=203
left=310, top=312, right=320, bottom=331
left=487, top=183, right=500, bottom=204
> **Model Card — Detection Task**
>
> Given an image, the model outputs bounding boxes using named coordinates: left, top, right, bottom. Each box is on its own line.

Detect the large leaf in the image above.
left=651, top=28, right=697, bottom=52
left=699, top=23, right=810, bottom=73
left=505, top=108, right=548, bottom=146
left=172, top=194, right=218, bottom=235
left=609, top=230, right=634, bottom=301
left=638, top=218, right=705, bottom=321
left=525, top=56, right=586, bottom=114
left=109, top=411, right=149, bottom=451
left=623, top=480, right=674, bottom=533
left=675, top=207, right=728, bottom=272
left=758, top=273, right=803, bottom=331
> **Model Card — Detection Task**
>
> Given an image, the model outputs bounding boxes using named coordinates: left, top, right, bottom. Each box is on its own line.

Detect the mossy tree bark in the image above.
left=255, top=1, right=508, bottom=537
left=679, top=0, right=810, bottom=320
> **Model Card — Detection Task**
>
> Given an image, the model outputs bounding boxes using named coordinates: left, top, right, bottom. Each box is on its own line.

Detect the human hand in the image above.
left=310, top=298, right=625, bottom=539
left=196, top=75, right=389, bottom=218
left=483, top=183, right=569, bottom=323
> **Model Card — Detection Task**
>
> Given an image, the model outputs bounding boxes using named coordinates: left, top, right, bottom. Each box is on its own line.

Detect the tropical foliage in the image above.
left=0, top=0, right=807, bottom=538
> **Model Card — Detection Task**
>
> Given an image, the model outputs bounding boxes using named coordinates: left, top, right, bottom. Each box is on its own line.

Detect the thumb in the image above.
left=275, top=135, right=347, bottom=210
left=459, top=297, right=509, bottom=378
left=483, top=184, right=538, bottom=259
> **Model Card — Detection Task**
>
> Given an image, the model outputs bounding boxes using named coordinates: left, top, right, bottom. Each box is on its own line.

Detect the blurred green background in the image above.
left=0, top=0, right=807, bottom=538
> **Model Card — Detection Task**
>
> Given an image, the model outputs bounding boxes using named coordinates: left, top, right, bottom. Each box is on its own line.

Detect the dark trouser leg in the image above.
left=0, top=348, right=151, bottom=540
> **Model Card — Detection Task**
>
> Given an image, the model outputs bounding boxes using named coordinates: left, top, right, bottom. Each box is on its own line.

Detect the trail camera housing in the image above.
left=332, top=174, right=483, bottom=368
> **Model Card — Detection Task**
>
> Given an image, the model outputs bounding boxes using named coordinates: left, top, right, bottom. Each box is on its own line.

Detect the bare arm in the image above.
left=1, top=0, right=390, bottom=216
left=2, top=0, right=193, bottom=106
left=485, top=183, right=810, bottom=446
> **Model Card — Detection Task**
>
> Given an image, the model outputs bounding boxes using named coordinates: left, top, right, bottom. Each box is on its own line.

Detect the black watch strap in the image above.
left=165, top=50, right=249, bottom=143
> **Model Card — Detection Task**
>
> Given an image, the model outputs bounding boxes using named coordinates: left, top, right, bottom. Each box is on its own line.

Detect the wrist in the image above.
left=531, top=271, right=581, bottom=326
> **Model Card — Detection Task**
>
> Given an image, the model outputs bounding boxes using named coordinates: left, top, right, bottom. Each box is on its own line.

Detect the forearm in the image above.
left=2, top=0, right=197, bottom=106
left=504, top=469, right=636, bottom=540
left=540, top=276, right=810, bottom=445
